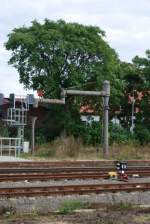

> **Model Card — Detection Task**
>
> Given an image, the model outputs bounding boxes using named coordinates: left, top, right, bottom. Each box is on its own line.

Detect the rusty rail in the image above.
left=0, top=172, right=107, bottom=182
left=0, top=160, right=150, bottom=168
left=0, top=166, right=150, bottom=182
left=0, top=182, right=150, bottom=197
left=1, top=166, right=150, bottom=173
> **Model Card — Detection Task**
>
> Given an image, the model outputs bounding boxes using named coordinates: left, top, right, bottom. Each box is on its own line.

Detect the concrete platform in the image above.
left=0, top=156, right=31, bottom=161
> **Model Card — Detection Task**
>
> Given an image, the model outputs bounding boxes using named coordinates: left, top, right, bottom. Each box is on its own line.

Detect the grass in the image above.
left=134, top=214, right=150, bottom=223
left=108, top=202, right=134, bottom=211
left=34, top=146, right=56, bottom=157
left=21, top=136, right=150, bottom=161
left=58, top=200, right=88, bottom=214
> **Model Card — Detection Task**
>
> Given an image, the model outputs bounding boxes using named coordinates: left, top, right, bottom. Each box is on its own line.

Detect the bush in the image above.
left=66, top=119, right=102, bottom=146
left=109, top=123, right=133, bottom=144
left=35, top=133, right=47, bottom=145
left=134, top=125, right=150, bottom=145
left=66, top=120, right=136, bottom=146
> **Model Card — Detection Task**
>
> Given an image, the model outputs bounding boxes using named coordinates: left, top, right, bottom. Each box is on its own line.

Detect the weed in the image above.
left=110, top=202, right=133, bottom=211
left=54, top=135, right=81, bottom=158
left=58, top=200, right=87, bottom=214
left=0, top=205, right=16, bottom=217
left=96, top=219, right=120, bottom=224
left=34, top=147, right=56, bottom=158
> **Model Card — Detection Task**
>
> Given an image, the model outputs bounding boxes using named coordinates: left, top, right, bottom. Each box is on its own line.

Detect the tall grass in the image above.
left=34, top=136, right=83, bottom=159
left=34, top=136, right=150, bottom=160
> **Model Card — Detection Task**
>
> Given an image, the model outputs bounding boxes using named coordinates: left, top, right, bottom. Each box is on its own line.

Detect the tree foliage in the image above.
left=132, top=51, right=150, bottom=131
left=117, top=52, right=150, bottom=143
left=5, top=19, right=123, bottom=100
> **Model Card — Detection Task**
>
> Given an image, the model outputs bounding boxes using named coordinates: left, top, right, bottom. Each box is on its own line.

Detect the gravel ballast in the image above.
left=0, top=191, right=150, bottom=214
left=0, top=177, right=150, bottom=214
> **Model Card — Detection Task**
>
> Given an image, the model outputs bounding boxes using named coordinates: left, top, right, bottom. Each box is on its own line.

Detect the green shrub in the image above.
left=134, top=125, right=150, bottom=145
left=109, top=123, right=132, bottom=144
left=58, top=200, right=87, bottom=214
left=66, top=119, right=102, bottom=146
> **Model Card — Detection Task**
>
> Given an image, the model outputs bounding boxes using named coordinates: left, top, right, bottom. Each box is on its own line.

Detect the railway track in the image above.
left=1, top=166, right=150, bottom=173
left=0, top=172, right=107, bottom=181
left=0, top=161, right=149, bottom=182
left=0, top=160, right=150, bottom=168
left=0, top=168, right=150, bottom=182
left=0, top=161, right=150, bottom=198
left=1, top=182, right=150, bottom=197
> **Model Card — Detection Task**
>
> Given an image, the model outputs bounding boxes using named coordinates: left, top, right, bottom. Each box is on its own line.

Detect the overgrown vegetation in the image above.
left=30, top=136, right=150, bottom=160
left=34, top=136, right=81, bottom=159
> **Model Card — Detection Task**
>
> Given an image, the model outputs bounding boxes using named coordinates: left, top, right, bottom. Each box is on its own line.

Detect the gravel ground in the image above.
left=0, top=190, right=150, bottom=214
left=53, top=209, right=150, bottom=224
left=0, top=207, right=150, bottom=224
left=0, top=176, right=150, bottom=188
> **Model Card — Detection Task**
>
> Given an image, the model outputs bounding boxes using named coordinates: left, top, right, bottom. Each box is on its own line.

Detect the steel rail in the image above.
left=0, top=166, right=150, bottom=173
left=0, top=182, right=150, bottom=197
left=0, top=172, right=108, bottom=182
left=0, top=160, right=150, bottom=167
left=0, top=167, right=114, bottom=173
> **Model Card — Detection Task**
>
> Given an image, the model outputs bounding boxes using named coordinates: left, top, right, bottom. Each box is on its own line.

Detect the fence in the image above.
left=0, top=137, right=22, bottom=157
left=7, top=108, right=27, bottom=126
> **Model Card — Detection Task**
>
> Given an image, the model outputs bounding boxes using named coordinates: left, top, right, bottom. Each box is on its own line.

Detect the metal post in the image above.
left=15, top=138, right=16, bottom=157
left=31, top=116, right=37, bottom=154
left=130, top=94, right=135, bottom=134
left=102, top=81, right=110, bottom=157
left=0, top=138, right=2, bottom=156
left=9, top=138, right=11, bottom=156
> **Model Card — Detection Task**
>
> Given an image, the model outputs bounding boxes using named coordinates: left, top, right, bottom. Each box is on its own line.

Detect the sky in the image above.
left=1, top=0, right=150, bottom=96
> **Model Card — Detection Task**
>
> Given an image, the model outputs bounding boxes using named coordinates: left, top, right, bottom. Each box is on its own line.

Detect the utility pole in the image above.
left=102, top=81, right=110, bottom=157
left=131, top=98, right=135, bottom=134
left=129, top=90, right=136, bottom=134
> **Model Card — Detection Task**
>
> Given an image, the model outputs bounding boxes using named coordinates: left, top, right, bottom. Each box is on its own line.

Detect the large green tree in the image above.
left=5, top=19, right=122, bottom=99
left=5, top=19, right=123, bottom=142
